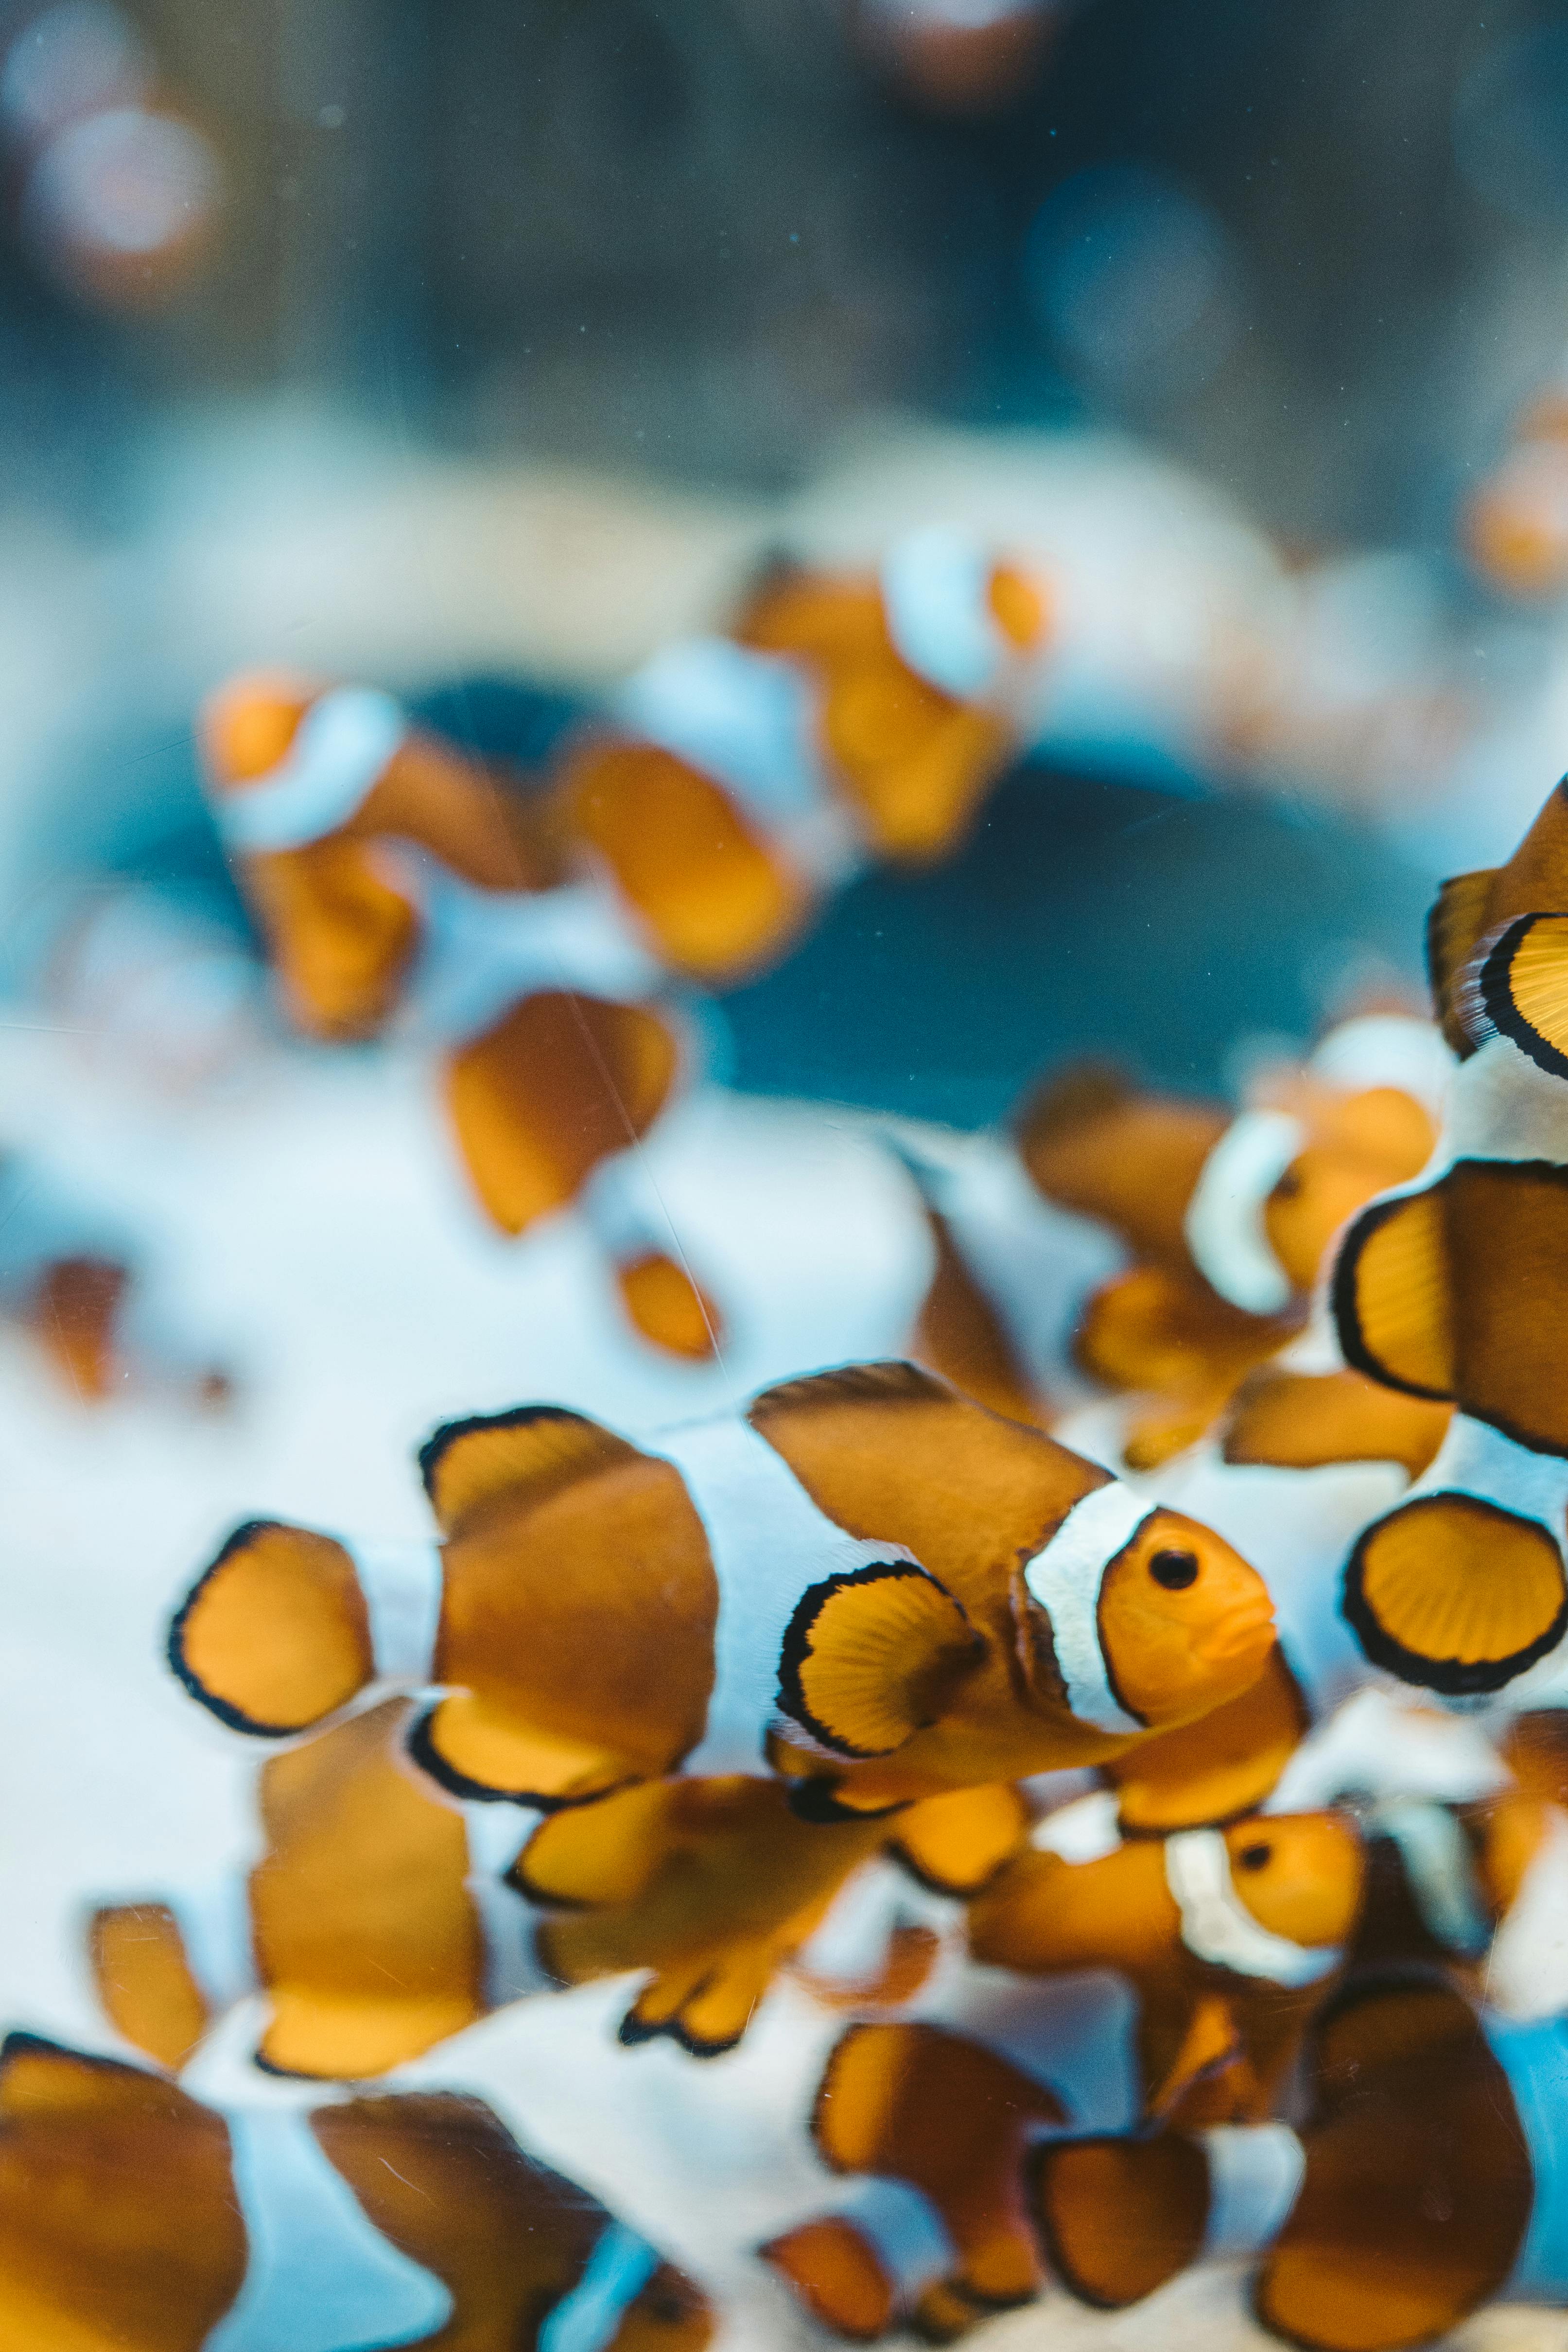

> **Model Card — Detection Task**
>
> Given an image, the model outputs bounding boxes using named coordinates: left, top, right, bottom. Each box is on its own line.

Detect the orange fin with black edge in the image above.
left=1029, top=2132, right=1210, bottom=2310
left=778, top=1564, right=982, bottom=1762
left=1332, top=1184, right=1454, bottom=1401
left=169, top=1518, right=373, bottom=1738
left=1344, top=1491, right=1568, bottom=1698
left=407, top=1693, right=640, bottom=1810
left=1427, top=867, right=1498, bottom=1054
left=1223, top=1362, right=1452, bottom=1477
left=1461, top=907, right=1568, bottom=1081
left=418, top=1403, right=641, bottom=1541
left=888, top=1783, right=1028, bottom=1896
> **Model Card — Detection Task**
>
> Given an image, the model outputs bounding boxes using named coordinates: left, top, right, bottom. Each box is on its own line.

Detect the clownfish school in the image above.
left=22, top=530, right=1568, bottom=2352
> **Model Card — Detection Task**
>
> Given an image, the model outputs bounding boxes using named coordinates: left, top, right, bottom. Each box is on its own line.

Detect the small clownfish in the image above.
left=1465, top=396, right=1568, bottom=600
left=968, top=1808, right=1364, bottom=2130
left=0, top=2030, right=711, bottom=2352
left=903, top=1010, right=1448, bottom=1471
left=167, top=1361, right=1273, bottom=2054
left=1032, top=1976, right=1555, bottom=2352
left=1330, top=777, right=1568, bottom=1697
left=198, top=670, right=717, bottom=1361
left=0, top=1151, right=232, bottom=1409
left=198, top=533, right=1045, bottom=1366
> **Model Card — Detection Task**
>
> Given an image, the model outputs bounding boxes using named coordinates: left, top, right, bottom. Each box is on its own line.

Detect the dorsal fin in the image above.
left=1426, top=867, right=1497, bottom=1052
left=418, top=1404, right=642, bottom=1539
left=0, top=2031, right=163, bottom=2113
left=748, top=1360, right=952, bottom=1430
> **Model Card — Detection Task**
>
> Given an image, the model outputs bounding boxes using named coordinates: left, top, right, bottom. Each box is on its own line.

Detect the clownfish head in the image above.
left=1018, top=1481, right=1275, bottom=1740
left=197, top=670, right=319, bottom=793
left=1208, top=1813, right=1367, bottom=1967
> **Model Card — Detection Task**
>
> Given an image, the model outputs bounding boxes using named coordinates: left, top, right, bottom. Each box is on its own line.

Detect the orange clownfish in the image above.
left=903, top=1010, right=1448, bottom=1470
left=0, top=2030, right=711, bottom=2352
left=167, top=1360, right=1273, bottom=2053
left=1033, top=1976, right=1564, bottom=2352
left=199, top=533, right=1047, bottom=1363
left=969, top=1807, right=1364, bottom=2129
left=1332, top=778, right=1568, bottom=1696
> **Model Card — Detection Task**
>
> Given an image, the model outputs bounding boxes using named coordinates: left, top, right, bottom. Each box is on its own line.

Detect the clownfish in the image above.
left=1465, top=395, right=1568, bottom=601
left=1033, top=1976, right=1565, bottom=2352
left=167, top=1361, right=1273, bottom=2052
left=198, top=531, right=1046, bottom=1365
left=0, top=2029, right=711, bottom=2352
left=969, top=1807, right=1364, bottom=2130
left=0, top=1149, right=231, bottom=1408
left=1331, top=777, right=1568, bottom=1697
left=900, top=1010, right=1449, bottom=1470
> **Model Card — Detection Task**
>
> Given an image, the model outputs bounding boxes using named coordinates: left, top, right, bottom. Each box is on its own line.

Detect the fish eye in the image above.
left=1149, top=1548, right=1200, bottom=1591
left=1237, top=1842, right=1272, bottom=1872
left=1272, top=1168, right=1302, bottom=1201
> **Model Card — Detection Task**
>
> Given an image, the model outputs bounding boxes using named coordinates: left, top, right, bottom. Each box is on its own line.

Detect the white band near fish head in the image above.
left=1023, top=1481, right=1152, bottom=1737
left=1164, top=1829, right=1342, bottom=1988
left=1183, top=1108, right=1306, bottom=1317
left=1199, top=2123, right=1306, bottom=2260
left=343, top=1536, right=444, bottom=1686
left=216, top=687, right=408, bottom=853
left=880, top=525, right=1016, bottom=703
left=613, top=636, right=860, bottom=888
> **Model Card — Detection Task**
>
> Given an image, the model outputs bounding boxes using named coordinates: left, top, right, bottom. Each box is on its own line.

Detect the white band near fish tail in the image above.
left=343, top=1536, right=444, bottom=1686
left=1023, top=1481, right=1151, bottom=1737
left=1199, top=2124, right=1306, bottom=2260
left=207, top=2107, right=452, bottom=2352
left=214, top=688, right=408, bottom=853
left=1183, top=1109, right=1305, bottom=1317
left=880, top=526, right=1017, bottom=702
left=1487, top=2013, right=1568, bottom=2299
left=1164, top=1830, right=1342, bottom=1988
left=538, top=2225, right=663, bottom=2352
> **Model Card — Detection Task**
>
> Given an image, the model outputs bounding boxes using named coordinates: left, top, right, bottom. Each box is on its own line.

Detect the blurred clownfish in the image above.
left=198, top=530, right=1048, bottom=1363
left=1465, top=395, right=1568, bottom=601
left=1330, top=777, right=1568, bottom=1698
left=0, top=2030, right=711, bottom=2352
left=167, top=1360, right=1272, bottom=2053
left=897, top=1009, right=1449, bottom=1471
left=1033, top=1977, right=1565, bottom=2352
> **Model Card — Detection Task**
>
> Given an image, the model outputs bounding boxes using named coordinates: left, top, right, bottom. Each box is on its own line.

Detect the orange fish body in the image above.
left=0, top=2029, right=710, bottom=2352
left=970, top=1808, right=1364, bottom=2128
left=168, top=1361, right=1272, bottom=2052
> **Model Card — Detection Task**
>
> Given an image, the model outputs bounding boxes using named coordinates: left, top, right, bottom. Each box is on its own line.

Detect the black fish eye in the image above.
left=1238, top=1842, right=1272, bottom=1872
left=1149, top=1548, right=1200, bottom=1591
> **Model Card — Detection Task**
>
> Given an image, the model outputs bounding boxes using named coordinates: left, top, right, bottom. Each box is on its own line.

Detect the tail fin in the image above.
left=169, top=1519, right=376, bottom=1737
